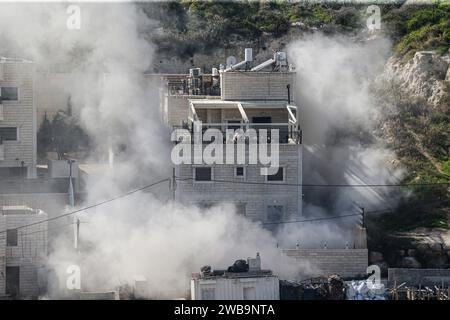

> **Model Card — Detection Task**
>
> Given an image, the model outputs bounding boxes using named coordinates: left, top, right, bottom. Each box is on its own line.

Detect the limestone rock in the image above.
left=386, top=51, right=449, bottom=108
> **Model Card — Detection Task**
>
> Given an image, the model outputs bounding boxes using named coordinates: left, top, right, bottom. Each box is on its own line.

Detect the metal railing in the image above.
left=173, top=122, right=302, bottom=144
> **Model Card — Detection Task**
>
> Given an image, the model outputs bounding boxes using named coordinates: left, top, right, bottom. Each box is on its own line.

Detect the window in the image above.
left=235, top=203, right=246, bottom=216
left=201, top=288, right=215, bottom=300
left=235, top=166, right=245, bottom=178
left=7, top=229, right=18, bottom=246
left=6, top=266, right=20, bottom=298
left=194, top=167, right=212, bottom=182
left=0, top=127, right=18, bottom=141
left=267, top=205, right=284, bottom=223
left=1, top=87, right=19, bottom=101
left=267, top=167, right=284, bottom=182
left=243, top=287, right=256, bottom=300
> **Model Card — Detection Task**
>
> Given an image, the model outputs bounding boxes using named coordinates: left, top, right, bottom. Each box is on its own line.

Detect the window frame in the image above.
left=266, top=205, right=284, bottom=223
left=193, top=166, right=214, bottom=183
left=234, top=166, right=246, bottom=179
left=6, top=228, right=18, bottom=247
left=0, top=126, right=19, bottom=142
left=266, top=167, right=285, bottom=183
left=1, top=86, right=19, bottom=102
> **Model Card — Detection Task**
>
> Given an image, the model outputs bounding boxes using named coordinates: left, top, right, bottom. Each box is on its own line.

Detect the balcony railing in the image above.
left=173, top=122, right=302, bottom=144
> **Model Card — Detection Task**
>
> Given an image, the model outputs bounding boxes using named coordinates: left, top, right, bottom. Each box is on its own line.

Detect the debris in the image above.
left=346, top=280, right=387, bottom=300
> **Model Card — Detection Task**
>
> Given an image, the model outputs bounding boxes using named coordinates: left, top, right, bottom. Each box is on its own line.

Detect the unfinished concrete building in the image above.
left=0, top=206, right=47, bottom=299
left=0, top=58, right=37, bottom=179
left=166, top=49, right=302, bottom=224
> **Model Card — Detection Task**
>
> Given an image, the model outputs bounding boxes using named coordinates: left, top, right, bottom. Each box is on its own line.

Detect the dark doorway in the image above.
left=6, top=266, right=20, bottom=298
left=252, top=117, right=272, bottom=143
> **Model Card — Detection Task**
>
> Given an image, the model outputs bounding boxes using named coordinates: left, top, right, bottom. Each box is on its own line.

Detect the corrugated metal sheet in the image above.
left=191, top=276, right=279, bottom=300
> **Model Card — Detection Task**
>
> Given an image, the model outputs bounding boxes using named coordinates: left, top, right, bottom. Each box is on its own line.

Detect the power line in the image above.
left=0, top=177, right=170, bottom=234
left=175, top=177, right=450, bottom=188
left=262, top=212, right=361, bottom=225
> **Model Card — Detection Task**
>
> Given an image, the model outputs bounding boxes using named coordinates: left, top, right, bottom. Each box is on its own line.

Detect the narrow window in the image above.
left=1, top=87, right=19, bottom=101
left=267, top=205, right=284, bottom=223
left=235, top=166, right=244, bottom=177
left=7, top=229, right=18, bottom=246
left=267, top=167, right=284, bottom=181
left=194, top=167, right=212, bottom=181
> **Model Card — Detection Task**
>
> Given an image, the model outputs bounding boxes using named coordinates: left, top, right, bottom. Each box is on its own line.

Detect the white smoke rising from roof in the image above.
left=284, top=34, right=405, bottom=240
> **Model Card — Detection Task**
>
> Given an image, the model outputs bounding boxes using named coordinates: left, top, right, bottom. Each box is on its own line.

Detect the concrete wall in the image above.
left=48, top=160, right=78, bottom=178
left=220, top=72, right=295, bottom=101
left=0, top=60, right=37, bottom=178
left=388, top=268, right=450, bottom=285
left=164, top=94, right=220, bottom=127
left=283, top=249, right=369, bottom=279
left=191, top=276, right=279, bottom=300
left=0, top=209, right=47, bottom=298
left=175, top=144, right=303, bottom=222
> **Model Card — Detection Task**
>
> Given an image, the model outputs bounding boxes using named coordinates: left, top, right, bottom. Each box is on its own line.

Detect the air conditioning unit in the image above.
left=189, top=68, right=201, bottom=78
left=274, top=52, right=287, bottom=66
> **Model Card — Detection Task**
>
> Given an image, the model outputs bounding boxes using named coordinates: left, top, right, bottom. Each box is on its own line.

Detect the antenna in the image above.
left=226, top=56, right=237, bottom=69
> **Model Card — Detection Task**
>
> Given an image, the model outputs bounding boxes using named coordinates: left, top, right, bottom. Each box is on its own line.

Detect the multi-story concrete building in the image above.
left=0, top=206, right=47, bottom=299
left=0, top=58, right=37, bottom=178
left=166, top=50, right=303, bottom=224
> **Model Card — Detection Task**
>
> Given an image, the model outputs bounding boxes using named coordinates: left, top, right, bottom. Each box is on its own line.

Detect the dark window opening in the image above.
left=0, top=127, right=18, bottom=141
left=267, top=205, right=283, bottom=222
left=195, top=167, right=212, bottom=181
left=6, top=266, right=20, bottom=298
left=267, top=168, right=284, bottom=181
left=235, top=203, right=246, bottom=216
left=7, top=229, right=18, bottom=246
left=235, top=166, right=244, bottom=177
left=1, top=87, right=19, bottom=101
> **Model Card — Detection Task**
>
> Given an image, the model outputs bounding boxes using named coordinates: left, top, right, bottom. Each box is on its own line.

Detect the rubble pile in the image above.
left=346, top=280, right=387, bottom=300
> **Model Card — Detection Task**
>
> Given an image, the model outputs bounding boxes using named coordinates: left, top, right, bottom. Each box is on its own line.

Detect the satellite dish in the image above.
left=226, top=56, right=237, bottom=68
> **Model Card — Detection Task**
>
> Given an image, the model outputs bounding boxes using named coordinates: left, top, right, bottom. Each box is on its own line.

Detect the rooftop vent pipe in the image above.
left=225, top=48, right=253, bottom=72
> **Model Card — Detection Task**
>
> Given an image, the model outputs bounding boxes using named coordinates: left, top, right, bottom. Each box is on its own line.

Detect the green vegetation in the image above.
left=37, top=99, right=90, bottom=161
left=391, top=2, right=450, bottom=58
left=144, top=1, right=449, bottom=60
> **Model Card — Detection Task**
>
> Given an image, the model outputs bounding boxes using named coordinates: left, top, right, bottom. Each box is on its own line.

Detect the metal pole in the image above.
left=361, top=207, right=365, bottom=228
left=172, top=167, right=177, bottom=201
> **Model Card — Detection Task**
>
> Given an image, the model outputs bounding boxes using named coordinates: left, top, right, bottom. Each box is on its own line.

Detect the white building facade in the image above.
left=0, top=206, right=47, bottom=299
left=165, top=53, right=303, bottom=224
left=0, top=58, right=37, bottom=178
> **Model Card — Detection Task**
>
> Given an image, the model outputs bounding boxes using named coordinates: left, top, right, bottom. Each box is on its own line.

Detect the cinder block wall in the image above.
left=0, top=61, right=36, bottom=178
left=220, top=72, right=295, bottom=101
left=165, top=95, right=219, bottom=127
left=283, top=249, right=369, bottom=279
left=0, top=217, right=6, bottom=297
left=0, top=211, right=48, bottom=298
left=388, top=268, right=450, bottom=285
left=176, top=144, right=303, bottom=221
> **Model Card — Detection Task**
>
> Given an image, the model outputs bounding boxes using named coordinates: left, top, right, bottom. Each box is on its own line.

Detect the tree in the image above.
left=37, top=98, right=90, bottom=160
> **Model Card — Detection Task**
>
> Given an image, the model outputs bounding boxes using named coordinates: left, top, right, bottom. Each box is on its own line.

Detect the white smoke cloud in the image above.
left=288, top=34, right=405, bottom=216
